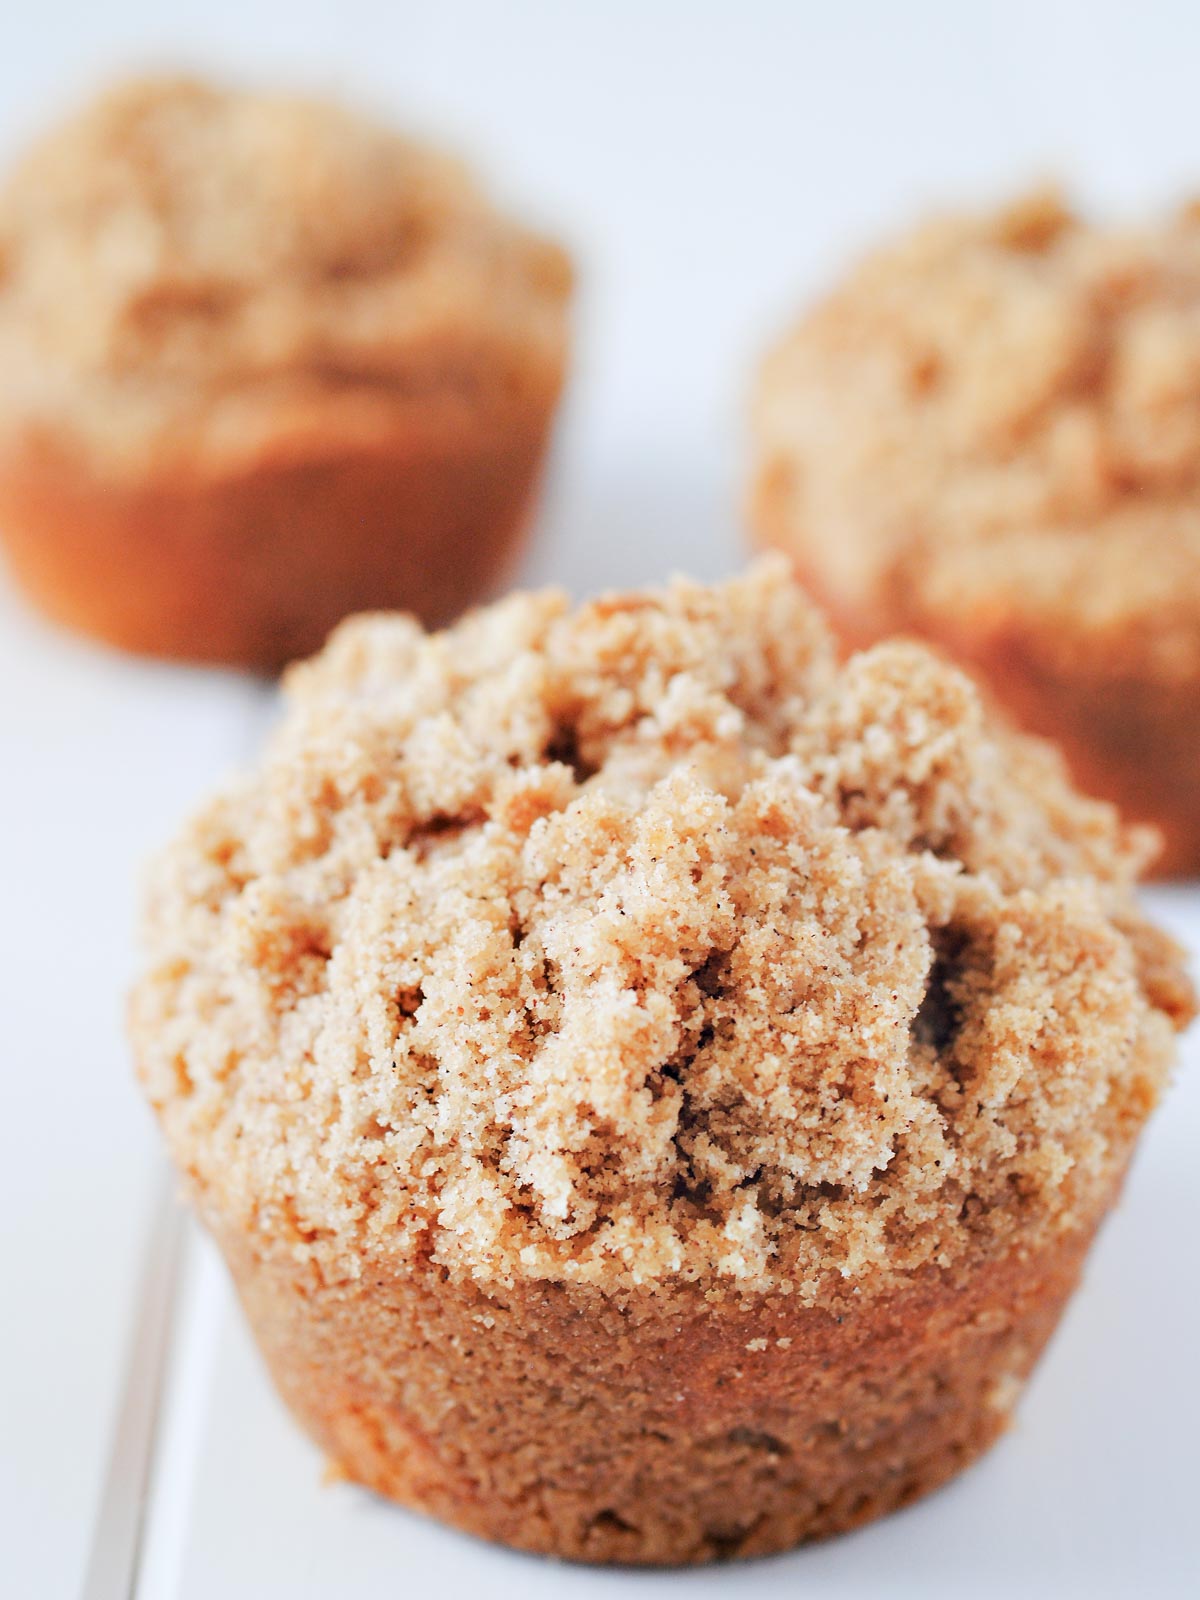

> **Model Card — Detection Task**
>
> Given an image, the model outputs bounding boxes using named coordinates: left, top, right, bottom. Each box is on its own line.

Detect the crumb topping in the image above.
left=755, top=189, right=1200, bottom=681
left=130, top=563, right=1192, bottom=1300
left=0, top=76, right=571, bottom=470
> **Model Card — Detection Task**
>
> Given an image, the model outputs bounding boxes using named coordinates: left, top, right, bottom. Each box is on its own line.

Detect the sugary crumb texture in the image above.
left=0, top=75, right=570, bottom=473
left=131, top=564, right=1193, bottom=1304
left=754, top=189, right=1200, bottom=685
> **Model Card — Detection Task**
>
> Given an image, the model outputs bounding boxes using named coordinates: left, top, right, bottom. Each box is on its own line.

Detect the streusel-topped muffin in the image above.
left=752, top=190, right=1200, bottom=874
left=131, top=562, right=1192, bottom=1563
left=0, top=75, right=571, bottom=666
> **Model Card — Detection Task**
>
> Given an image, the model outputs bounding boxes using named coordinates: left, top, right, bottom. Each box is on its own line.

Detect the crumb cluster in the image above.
left=131, top=564, right=1192, bottom=1300
left=0, top=76, right=570, bottom=470
left=754, top=190, right=1200, bottom=682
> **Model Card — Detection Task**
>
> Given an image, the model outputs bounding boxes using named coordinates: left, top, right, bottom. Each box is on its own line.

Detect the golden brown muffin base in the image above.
left=0, top=404, right=554, bottom=670
left=751, top=479, right=1200, bottom=879
left=923, top=620, right=1200, bottom=880
left=210, top=1191, right=1113, bottom=1567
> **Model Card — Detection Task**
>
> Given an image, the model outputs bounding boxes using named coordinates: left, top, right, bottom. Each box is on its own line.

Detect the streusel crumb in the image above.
left=0, top=75, right=570, bottom=470
left=131, top=562, right=1192, bottom=1302
left=754, top=188, right=1200, bottom=679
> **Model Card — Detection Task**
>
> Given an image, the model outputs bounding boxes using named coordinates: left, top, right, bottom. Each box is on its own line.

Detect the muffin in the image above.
left=130, top=562, right=1192, bottom=1565
left=0, top=76, right=571, bottom=668
left=751, top=190, right=1200, bottom=876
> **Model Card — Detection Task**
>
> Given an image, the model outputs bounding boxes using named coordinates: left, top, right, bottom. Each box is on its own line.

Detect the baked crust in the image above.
left=0, top=76, right=571, bottom=665
left=751, top=190, right=1200, bottom=874
left=130, top=565, right=1193, bottom=1561
left=0, top=391, right=556, bottom=667
left=214, top=1196, right=1111, bottom=1564
left=752, top=477, right=1200, bottom=877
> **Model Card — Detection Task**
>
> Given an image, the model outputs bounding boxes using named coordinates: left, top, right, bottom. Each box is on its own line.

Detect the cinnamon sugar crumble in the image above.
left=754, top=189, right=1200, bottom=680
left=0, top=76, right=570, bottom=470
left=130, top=563, right=1192, bottom=1301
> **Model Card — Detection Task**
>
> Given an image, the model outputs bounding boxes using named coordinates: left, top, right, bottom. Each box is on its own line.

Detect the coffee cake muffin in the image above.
left=752, top=190, right=1200, bottom=875
left=130, top=562, right=1192, bottom=1564
left=0, top=76, right=571, bottom=667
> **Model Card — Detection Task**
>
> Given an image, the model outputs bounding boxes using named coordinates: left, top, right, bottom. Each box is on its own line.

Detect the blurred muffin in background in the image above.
left=751, top=189, right=1200, bottom=876
left=0, top=75, right=572, bottom=669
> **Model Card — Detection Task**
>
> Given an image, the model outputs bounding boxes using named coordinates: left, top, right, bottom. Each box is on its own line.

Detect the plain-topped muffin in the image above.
left=130, top=562, right=1192, bottom=1563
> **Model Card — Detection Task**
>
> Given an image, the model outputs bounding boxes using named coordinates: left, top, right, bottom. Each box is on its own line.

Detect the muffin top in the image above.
left=131, top=563, right=1192, bottom=1304
left=0, top=76, right=571, bottom=473
left=754, top=190, right=1200, bottom=684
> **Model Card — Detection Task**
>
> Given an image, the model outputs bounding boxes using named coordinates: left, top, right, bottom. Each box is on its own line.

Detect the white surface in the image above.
left=0, top=583, right=261, bottom=1599
left=0, top=4, right=1198, bottom=1596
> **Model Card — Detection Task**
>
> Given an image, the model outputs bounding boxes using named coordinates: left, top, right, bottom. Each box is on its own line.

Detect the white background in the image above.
left=1, top=4, right=1197, bottom=1596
